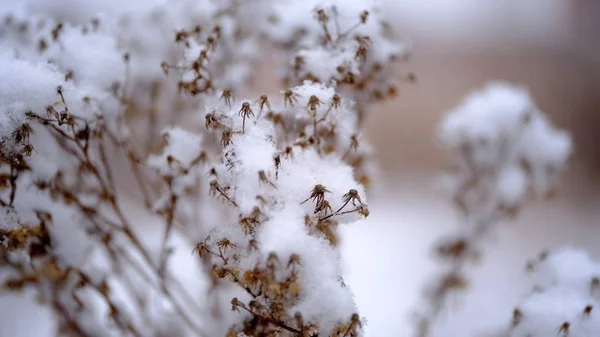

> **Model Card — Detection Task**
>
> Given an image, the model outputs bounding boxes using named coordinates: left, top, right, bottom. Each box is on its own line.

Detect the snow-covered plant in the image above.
left=262, top=0, right=412, bottom=186
left=492, top=248, right=600, bottom=337
left=413, top=83, right=573, bottom=336
left=264, top=0, right=412, bottom=123
left=0, top=0, right=412, bottom=336
left=150, top=81, right=370, bottom=336
left=0, top=1, right=584, bottom=336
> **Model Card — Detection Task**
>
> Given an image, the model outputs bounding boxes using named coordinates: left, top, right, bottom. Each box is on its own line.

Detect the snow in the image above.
left=505, top=248, right=600, bottom=337
left=439, top=82, right=572, bottom=202
left=0, top=51, right=65, bottom=149
left=0, top=1, right=589, bottom=337
left=147, top=127, right=203, bottom=178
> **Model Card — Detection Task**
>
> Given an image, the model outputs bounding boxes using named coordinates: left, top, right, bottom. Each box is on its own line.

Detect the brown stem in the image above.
left=237, top=303, right=302, bottom=335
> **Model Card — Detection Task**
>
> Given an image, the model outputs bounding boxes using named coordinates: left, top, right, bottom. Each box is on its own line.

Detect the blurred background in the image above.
left=339, top=1, right=600, bottom=336
left=373, top=0, right=600, bottom=177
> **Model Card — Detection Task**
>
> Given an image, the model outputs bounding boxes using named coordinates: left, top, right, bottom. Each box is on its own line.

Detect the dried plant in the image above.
left=0, top=1, right=586, bottom=337
left=0, top=0, right=408, bottom=336
left=495, top=248, right=600, bottom=336
left=414, top=83, right=573, bottom=336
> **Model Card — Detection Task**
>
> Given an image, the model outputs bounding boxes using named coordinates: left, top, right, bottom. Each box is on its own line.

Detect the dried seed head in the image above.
left=437, top=238, right=469, bottom=260
left=206, top=35, right=217, bottom=51
left=316, top=8, right=329, bottom=24
left=267, top=252, right=279, bottom=269
left=511, top=308, right=522, bottom=327
left=205, top=112, right=219, bottom=129
left=51, top=22, right=63, bottom=41
left=307, top=95, right=323, bottom=111
left=441, top=272, right=467, bottom=291
left=283, top=89, right=299, bottom=107
left=248, top=239, right=258, bottom=252
left=175, top=29, right=190, bottom=42
left=351, top=313, right=362, bottom=328
left=360, top=10, right=369, bottom=24
left=258, top=170, right=275, bottom=187
left=358, top=204, right=369, bottom=217
left=38, top=38, right=48, bottom=53
left=315, top=199, right=333, bottom=215
left=257, top=94, right=271, bottom=113
left=160, top=61, right=169, bottom=75
left=239, top=101, right=254, bottom=118
left=288, top=254, right=301, bottom=268
left=330, top=94, right=341, bottom=109
left=284, top=146, right=294, bottom=158
left=558, top=321, right=570, bottom=334
left=220, top=89, right=233, bottom=106
left=217, top=238, right=236, bottom=252
left=342, top=189, right=362, bottom=205
left=349, top=134, right=359, bottom=151
left=221, top=128, right=233, bottom=147
left=303, top=184, right=331, bottom=205
left=293, top=55, right=304, bottom=71
left=231, top=297, right=241, bottom=311
left=208, top=180, right=220, bottom=196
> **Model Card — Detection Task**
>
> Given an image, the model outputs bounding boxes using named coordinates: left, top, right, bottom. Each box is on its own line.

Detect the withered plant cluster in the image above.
left=0, top=1, right=411, bottom=336
left=0, top=1, right=588, bottom=336
left=416, top=84, right=574, bottom=337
